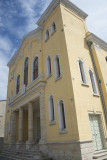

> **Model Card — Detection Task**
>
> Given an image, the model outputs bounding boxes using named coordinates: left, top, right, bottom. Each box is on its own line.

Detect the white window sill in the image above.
left=81, top=82, right=89, bottom=87
left=47, top=74, right=52, bottom=79
left=55, top=75, right=62, bottom=82
left=45, top=37, right=49, bottom=42
left=93, top=93, right=100, bottom=97
left=59, top=129, right=67, bottom=134
left=49, top=120, right=56, bottom=125
left=51, top=29, right=56, bottom=36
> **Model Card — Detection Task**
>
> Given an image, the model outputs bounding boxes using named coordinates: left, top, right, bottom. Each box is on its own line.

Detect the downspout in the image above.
left=87, top=41, right=107, bottom=123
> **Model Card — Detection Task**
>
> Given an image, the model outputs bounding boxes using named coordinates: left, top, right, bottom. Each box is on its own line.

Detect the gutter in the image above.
left=87, top=42, right=107, bottom=123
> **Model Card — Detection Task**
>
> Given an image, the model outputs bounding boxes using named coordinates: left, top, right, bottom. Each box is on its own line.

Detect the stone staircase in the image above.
left=93, top=149, right=107, bottom=160
left=0, top=148, right=52, bottom=160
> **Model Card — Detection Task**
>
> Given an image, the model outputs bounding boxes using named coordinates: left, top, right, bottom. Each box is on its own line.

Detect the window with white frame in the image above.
left=16, top=74, right=20, bottom=94
left=6, top=122, right=8, bottom=139
left=89, top=69, right=98, bottom=94
left=58, top=100, right=66, bottom=130
left=45, top=29, right=49, bottom=40
left=24, top=57, right=29, bottom=87
left=48, top=95, right=55, bottom=122
left=78, top=59, right=88, bottom=84
left=54, top=55, right=61, bottom=79
left=51, top=21, right=56, bottom=34
left=46, top=55, right=52, bottom=77
left=33, top=57, right=38, bottom=80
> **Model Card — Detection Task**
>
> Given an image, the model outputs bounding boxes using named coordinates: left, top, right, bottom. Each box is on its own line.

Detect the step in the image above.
left=94, top=149, right=107, bottom=155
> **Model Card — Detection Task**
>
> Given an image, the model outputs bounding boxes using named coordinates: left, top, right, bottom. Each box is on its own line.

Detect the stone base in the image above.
left=16, top=141, right=24, bottom=149
left=26, top=141, right=35, bottom=150
left=40, top=140, right=94, bottom=160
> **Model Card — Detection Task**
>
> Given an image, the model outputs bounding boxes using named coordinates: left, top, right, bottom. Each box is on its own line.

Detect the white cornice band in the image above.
left=86, top=33, right=107, bottom=51
left=37, top=0, right=88, bottom=26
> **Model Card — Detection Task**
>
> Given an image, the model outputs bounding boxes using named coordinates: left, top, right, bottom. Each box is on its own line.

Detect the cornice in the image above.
left=86, top=33, right=107, bottom=51
left=7, top=27, right=42, bottom=67
left=36, top=0, right=88, bottom=26
left=10, top=81, right=46, bottom=107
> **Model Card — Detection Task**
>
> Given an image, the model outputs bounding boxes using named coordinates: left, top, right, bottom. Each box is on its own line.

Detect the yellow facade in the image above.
left=4, top=0, right=107, bottom=160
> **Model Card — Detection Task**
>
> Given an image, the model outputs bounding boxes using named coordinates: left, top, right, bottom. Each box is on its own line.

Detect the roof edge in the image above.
left=86, top=33, right=107, bottom=51
left=7, top=27, right=42, bottom=67
left=36, top=0, right=88, bottom=26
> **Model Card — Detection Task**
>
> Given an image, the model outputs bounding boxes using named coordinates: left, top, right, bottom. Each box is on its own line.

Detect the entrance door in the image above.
left=89, top=115, right=103, bottom=151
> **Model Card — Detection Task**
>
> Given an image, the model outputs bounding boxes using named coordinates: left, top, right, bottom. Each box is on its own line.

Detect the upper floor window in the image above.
left=6, top=122, right=8, bottom=139
left=89, top=69, right=98, bottom=95
left=58, top=100, right=66, bottom=130
left=46, top=55, right=52, bottom=77
left=78, top=58, right=88, bottom=84
left=16, top=74, right=20, bottom=94
left=33, top=57, right=38, bottom=80
left=48, top=95, right=55, bottom=123
left=51, top=21, right=56, bottom=34
left=105, top=56, right=107, bottom=62
left=54, top=55, right=61, bottom=79
left=45, top=29, right=49, bottom=40
left=24, top=57, right=29, bottom=87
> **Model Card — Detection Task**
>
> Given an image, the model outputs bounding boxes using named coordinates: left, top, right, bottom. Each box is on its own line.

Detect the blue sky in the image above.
left=0, top=0, right=107, bottom=100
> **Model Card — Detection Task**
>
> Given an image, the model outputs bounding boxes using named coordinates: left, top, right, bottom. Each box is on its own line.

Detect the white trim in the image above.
left=48, top=94, right=55, bottom=123
left=51, top=21, right=56, bottom=34
left=12, top=90, right=44, bottom=111
left=15, top=73, right=20, bottom=95
left=58, top=98, right=67, bottom=131
left=36, top=0, right=88, bottom=26
left=54, top=53, right=61, bottom=79
left=22, top=56, right=29, bottom=86
left=88, top=69, right=98, bottom=95
left=31, top=54, right=39, bottom=82
left=10, top=81, right=46, bottom=107
left=46, top=54, right=52, bottom=78
left=45, top=29, right=49, bottom=41
left=77, top=58, right=88, bottom=85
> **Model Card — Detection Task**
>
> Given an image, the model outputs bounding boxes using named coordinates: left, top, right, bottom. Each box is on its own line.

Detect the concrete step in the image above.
left=93, top=149, right=107, bottom=160
left=0, top=149, right=52, bottom=160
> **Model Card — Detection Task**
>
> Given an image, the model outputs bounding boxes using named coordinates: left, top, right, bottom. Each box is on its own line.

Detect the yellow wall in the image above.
left=4, top=3, right=107, bottom=144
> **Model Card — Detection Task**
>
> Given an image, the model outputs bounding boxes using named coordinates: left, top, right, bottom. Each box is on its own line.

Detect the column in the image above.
left=39, top=94, right=47, bottom=143
left=18, top=107, right=23, bottom=142
left=10, top=111, right=16, bottom=144
left=28, top=102, right=33, bottom=142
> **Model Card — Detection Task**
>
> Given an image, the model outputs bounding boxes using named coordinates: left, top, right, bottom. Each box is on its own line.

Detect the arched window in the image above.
left=24, top=57, right=28, bottom=86
left=46, top=55, right=52, bottom=77
left=48, top=95, right=55, bottom=122
left=16, top=75, right=20, bottom=94
left=89, top=70, right=98, bottom=94
left=78, top=59, right=87, bottom=84
left=45, top=29, right=49, bottom=40
left=58, top=100, right=66, bottom=130
left=54, top=55, right=61, bottom=79
left=51, top=22, right=56, bottom=34
left=33, top=57, right=38, bottom=80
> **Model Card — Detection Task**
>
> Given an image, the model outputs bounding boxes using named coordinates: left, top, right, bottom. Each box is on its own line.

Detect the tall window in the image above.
left=45, top=29, right=49, bottom=40
left=105, top=56, right=107, bottom=62
left=51, top=22, right=56, bottom=34
left=24, top=57, right=28, bottom=86
left=89, top=70, right=98, bottom=94
left=49, top=95, right=55, bottom=122
left=58, top=100, right=66, bottom=130
left=33, top=57, right=38, bottom=80
left=9, top=117, right=11, bottom=133
left=78, top=59, right=87, bottom=84
left=16, top=75, right=20, bottom=94
left=54, top=55, right=61, bottom=79
left=46, top=55, right=52, bottom=77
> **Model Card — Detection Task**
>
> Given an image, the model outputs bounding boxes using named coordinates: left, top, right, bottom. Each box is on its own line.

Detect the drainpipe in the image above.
left=87, top=41, right=107, bottom=123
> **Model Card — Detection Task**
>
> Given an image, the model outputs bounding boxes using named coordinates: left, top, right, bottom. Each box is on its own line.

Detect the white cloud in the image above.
left=0, top=36, right=12, bottom=53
